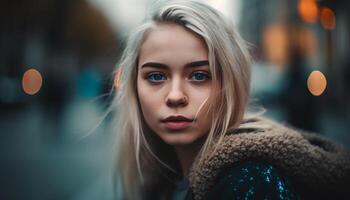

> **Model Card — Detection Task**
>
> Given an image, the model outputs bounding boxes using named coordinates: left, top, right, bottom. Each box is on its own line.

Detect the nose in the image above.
left=165, top=79, right=188, bottom=107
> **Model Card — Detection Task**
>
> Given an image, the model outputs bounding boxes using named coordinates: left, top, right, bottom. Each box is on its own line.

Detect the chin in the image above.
left=160, top=132, right=200, bottom=146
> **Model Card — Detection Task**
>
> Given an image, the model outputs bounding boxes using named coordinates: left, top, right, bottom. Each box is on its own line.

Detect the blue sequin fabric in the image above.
left=204, top=161, right=299, bottom=200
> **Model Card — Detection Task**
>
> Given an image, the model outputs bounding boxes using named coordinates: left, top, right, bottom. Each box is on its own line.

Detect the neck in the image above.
left=174, top=137, right=206, bottom=178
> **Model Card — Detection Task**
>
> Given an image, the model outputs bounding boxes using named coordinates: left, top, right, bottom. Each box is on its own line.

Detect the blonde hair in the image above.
left=112, top=1, right=252, bottom=199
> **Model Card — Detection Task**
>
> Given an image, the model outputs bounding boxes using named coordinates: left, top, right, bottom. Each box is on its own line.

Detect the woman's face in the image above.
left=137, top=23, right=213, bottom=145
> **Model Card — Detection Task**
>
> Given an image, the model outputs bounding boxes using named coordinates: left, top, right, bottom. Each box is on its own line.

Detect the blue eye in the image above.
left=147, top=73, right=166, bottom=82
left=190, top=72, right=210, bottom=81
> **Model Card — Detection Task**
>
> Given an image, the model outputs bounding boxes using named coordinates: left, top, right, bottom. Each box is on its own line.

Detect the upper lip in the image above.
left=161, top=115, right=194, bottom=122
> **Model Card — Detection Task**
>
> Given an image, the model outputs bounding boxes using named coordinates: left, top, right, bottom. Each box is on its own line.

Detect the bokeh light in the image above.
left=320, top=7, right=336, bottom=30
left=262, top=24, right=289, bottom=68
left=298, top=27, right=317, bottom=57
left=298, top=0, right=318, bottom=24
left=307, top=70, right=327, bottom=96
left=22, top=68, right=43, bottom=95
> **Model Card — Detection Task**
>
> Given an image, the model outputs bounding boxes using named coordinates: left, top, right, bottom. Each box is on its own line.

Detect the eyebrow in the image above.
left=141, top=60, right=209, bottom=69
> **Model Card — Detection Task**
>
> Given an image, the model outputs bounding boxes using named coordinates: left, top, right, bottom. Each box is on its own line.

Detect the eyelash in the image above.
left=146, top=71, right=211, bottom=83
left=190, top=72, right=211, bottom=81
left=147, top=72, right=166, bottom=82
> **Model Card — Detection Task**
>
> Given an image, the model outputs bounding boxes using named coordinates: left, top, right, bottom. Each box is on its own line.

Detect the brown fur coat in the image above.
left=188, top=118, right=350, bottom=200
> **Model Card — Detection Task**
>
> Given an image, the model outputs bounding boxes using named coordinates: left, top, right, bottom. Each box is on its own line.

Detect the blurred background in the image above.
left=1, top=0, right=349, bottom=199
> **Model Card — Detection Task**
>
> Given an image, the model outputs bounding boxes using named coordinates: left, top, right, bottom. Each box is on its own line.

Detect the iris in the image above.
left=148, top=73, right=166, bottom=81
left=191, top=72, right=210, bottom=81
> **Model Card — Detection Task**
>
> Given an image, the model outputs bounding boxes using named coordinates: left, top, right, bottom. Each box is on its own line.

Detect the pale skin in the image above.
left=137, top=23, right=214, bottom=177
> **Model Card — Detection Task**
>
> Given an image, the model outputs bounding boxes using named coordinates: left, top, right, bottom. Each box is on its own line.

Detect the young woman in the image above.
left=112, top=1, right=350, bottom=199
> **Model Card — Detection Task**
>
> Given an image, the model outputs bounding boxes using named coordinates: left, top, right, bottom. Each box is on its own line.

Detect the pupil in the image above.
left=154, top=74, right=162, bottom=80
left=196, top=74, right=203, bottom=80
left=148, top=73, right=165, bottom=81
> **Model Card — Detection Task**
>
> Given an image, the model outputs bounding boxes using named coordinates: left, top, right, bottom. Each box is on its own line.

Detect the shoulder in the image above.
left=204, top=161, right=299, bottom=200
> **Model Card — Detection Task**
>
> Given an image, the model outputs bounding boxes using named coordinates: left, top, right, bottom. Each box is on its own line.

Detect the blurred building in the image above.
left=241, top=0, right=350, bottom=134
left=0, top=0, right=349, bottom=199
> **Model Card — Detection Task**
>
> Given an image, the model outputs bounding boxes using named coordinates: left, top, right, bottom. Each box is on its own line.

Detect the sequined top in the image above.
left=181, top=161, right=299, bottom=200
left=203, top=161, right=299, bottom=200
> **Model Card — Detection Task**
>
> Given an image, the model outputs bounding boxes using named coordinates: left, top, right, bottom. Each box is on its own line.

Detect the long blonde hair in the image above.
left=112, top=1, right=252, bottom=199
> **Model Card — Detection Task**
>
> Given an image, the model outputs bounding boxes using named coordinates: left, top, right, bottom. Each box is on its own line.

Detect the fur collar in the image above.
left=188, top=118, right=350, bottom=199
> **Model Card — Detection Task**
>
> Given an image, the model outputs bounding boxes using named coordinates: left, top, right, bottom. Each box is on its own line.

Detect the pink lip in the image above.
left=161, top=115, right=193, bottom=122
left=160, top=115, right=194, bottom=131
left=163, top=121, right=192, bottom=131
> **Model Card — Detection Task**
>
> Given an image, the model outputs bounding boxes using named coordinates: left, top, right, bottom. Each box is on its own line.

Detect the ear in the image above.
left=114, top=68, right=122, bottom=90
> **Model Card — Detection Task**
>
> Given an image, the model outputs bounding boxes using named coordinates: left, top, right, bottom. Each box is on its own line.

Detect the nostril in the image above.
left=166, top=96, right=188, bottom=107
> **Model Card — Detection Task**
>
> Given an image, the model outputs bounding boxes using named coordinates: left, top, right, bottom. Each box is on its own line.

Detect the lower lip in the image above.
left=163, top=121, right=192, bottom=130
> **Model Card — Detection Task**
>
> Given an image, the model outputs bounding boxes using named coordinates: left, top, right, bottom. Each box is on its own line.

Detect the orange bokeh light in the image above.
left=320, top=7, right=336, bottom=30
left=298, top=0, right=318, bottom=24
left=262, top=24, right=289, bottom=68
left=298, top=27, right=317, bottom=57
left=114, top=68, right=122, bottom=90
left=307, top=70, right=327, bottom=96
left=22, top=68, right=43, bottom=95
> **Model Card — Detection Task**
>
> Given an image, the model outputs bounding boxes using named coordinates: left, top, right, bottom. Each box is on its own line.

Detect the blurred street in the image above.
left=1, top=0, right=350, bottom=199
left=0, top=99, right=116, bottom=200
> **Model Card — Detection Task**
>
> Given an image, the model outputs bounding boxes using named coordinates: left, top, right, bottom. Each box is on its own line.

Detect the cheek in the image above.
left=137, top=79, right=161, bottom=125
left=192, top=86, right=212, bottom=114
left=189, top=89, right=213, bottom=128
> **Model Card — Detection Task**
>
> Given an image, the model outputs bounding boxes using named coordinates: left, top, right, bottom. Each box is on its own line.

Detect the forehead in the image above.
left=138, top=23, right=208, bottom=66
